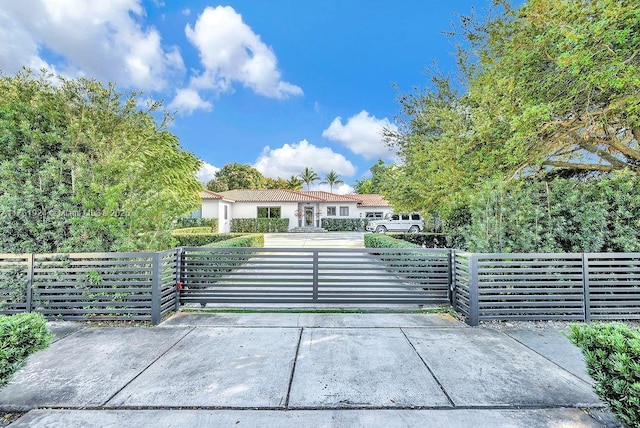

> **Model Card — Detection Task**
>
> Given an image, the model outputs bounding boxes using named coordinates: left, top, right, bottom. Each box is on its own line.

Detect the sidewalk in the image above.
left=2, top=313, right=615, bottom=427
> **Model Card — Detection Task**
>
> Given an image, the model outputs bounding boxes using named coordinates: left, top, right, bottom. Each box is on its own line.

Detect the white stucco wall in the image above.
left=201, top=199, right=219, bottom=219
left=233, top=201, right=299, bottom=230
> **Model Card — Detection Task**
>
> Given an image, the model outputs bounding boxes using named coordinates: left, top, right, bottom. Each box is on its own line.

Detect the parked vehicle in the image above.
left=366, top=212, right=424, bottom=233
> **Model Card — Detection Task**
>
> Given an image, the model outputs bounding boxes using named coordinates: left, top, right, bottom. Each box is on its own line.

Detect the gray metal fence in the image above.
left=3, top=246, right=640, bottom=326
left=0, top=250, right=178, bottom=324
left=454, top=252, right=640, bottom=325
left=179, top=247, right=451, bottom=306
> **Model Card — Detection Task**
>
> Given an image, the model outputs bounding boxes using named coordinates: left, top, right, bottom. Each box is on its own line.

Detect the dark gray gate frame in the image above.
left=177, top=247, right=452, bottom=306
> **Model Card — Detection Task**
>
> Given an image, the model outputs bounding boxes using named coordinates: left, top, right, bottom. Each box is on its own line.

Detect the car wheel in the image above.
left=375, top=226, right=387, bottom=233
left=409, top=225, right=420, bottom=233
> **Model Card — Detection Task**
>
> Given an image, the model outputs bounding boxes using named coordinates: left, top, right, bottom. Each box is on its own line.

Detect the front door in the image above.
left=304, top=207, right=314, bottom=226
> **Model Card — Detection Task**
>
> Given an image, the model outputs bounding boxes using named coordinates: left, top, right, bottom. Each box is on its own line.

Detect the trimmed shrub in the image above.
left=175, top=218, right=218, bottom=229
left=364, top=233, right=421, bottom=248
left=171, top=227, right=216, bottom=247
left=1, top=313, right=53, bottom=387
left=231, top=218, right=289, bottom=233
left=568, top=322, right=640, bottom=427
left=202, top=234, right=264, bottom=248
left=321, top=218, right=369, bottom=231
left=390, top=233, right=458, bottom=248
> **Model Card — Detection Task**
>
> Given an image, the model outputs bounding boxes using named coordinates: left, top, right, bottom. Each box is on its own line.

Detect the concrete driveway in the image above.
left=1, top=313, right=613, bottom=427
left=264, top=232, right=365, bottom=248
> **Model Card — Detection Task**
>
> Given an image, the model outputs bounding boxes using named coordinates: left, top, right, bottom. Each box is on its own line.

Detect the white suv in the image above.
left=366, top=212, right=424, bottom=233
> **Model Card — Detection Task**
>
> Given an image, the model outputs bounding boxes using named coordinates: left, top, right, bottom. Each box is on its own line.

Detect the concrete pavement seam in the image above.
left=284, top=327, right=304, bottom=409
left=50, top=403, right=599, bottom=411
left=99, top=326, right=197, bottom=407
left=399, top=328, right=456, bottom=407
left=499, top=330, right=595, bottom=388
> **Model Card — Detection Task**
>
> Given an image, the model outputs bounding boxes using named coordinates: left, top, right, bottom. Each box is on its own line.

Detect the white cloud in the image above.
left=254, top=140, right=356, bottom=181
left=196, top=161, right=219, bottom=184
left=322, top=110, right=398, bottom=160
left=169, top=88, right=213, bottom=114
left=172, top=5, right=302, bottom=113
left=0, top=0, right=183, bottom=91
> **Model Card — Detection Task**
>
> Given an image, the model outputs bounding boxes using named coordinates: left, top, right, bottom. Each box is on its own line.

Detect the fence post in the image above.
left=582, top=253, right=591, bottom=323
left=449, top=250, right=456, bottom=308
left=26, top=253, right=34, bottom=313
left=151, top=252, right=162, bottom=325
left=175, top=248, right=183, bottom=312
left=468, top=254, right=479, bottom=326
left=312, top=250, right=319, bottom=301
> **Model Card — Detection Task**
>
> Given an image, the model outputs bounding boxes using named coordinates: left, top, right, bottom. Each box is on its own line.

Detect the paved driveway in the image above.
left=264, top=232, right=365, bottom=248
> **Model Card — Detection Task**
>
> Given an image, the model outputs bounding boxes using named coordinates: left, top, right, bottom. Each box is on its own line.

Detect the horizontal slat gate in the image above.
left=179, top=247, right=451, bottom=306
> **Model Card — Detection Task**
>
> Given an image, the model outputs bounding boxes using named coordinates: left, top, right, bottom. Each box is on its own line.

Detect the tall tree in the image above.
left=0, top=69, right=202, bottom=252
left=206, top=163, right=265, bottom=192
left=354, top=159, right=390, bottom=194
left=320, top=170, right=344, bottom=193
left=285, top=175, right=303, bottom=191
left=386, top=0, right=640, bottom=214
left=299, top=167, right=319, bottom=191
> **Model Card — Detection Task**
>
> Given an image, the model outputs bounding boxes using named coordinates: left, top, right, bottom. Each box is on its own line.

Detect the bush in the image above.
left=1, top=312, right=53, bottom=387
left=390, top=233, right=458, bottom=248
left=461, top=171, right=640, bottom=253
left=321, top=218, right=369, bottom=231
left=568, top=322, right=640, bottom=427
left=364, top=233, right=421, bottom=248
left=171, top=227, right=216, bottom=246
left=231, top=218, right=289, bottom=233
left=175, top=218, right=218, bottom=230
left=202, top=234, right=264, bottom=248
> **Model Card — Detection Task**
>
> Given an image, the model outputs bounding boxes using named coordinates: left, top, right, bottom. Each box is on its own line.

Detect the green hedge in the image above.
left=321, top=218, right=369, bottom=231
left=231, top=218, right=289, bottom=233
left=171, top=227, right=216, bottom=247
left=202, top=234, right=264, bottom=248
left=569, top=323, right=640, bottom=427
left=175, top=218, right=218, bottom=229
left=364, top=233, right=421, bottom=248
left=1, top=313, right=53, bottom=387
left=389, top=233, right=460, bottom=248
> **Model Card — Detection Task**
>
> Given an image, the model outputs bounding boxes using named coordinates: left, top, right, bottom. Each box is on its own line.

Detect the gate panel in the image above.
left=179, top=247, right=450, bottom=306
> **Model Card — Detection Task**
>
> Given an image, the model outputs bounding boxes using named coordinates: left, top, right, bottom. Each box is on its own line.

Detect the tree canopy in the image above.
left=0, top=69, right=202, bottom=252
left=206, top=163, right=265, bottom=192
left=385, top=0, right=640, bottom=214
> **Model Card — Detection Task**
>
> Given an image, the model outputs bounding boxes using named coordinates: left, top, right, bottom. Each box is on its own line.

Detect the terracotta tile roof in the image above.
left=219, top=189, right=325, bottom=202
left=206, top=189, right=391, bottom=206
left=299, top=191, right=361, bottom=202
left=201, top=190, right=228, bottom=200
left=350, top=194, right=392, bottom=207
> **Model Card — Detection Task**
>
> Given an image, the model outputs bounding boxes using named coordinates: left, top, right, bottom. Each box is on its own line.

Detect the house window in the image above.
left=339, top=206, right=349, bottom=216
left=365, top=212, right=383, bottom=219
left=327, top=206, right=336, bottom=216
left=257, top=206, right=281, bottom=218
left=224, top=205, right=228, bottom=220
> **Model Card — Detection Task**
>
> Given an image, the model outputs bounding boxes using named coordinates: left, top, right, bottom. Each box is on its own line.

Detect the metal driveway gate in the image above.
left=178, top=247, right=451, bottom=306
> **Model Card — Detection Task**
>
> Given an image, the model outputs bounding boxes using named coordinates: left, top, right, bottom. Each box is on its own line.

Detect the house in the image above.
left=198, top=189, right=393, bottom=233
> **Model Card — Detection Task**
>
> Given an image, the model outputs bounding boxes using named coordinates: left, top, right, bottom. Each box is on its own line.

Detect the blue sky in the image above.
left=0, top=0, right=489, bottom=192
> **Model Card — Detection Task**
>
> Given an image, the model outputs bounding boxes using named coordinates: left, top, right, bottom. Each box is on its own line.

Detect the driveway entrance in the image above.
left=179, top=233, right=450, bottom=308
